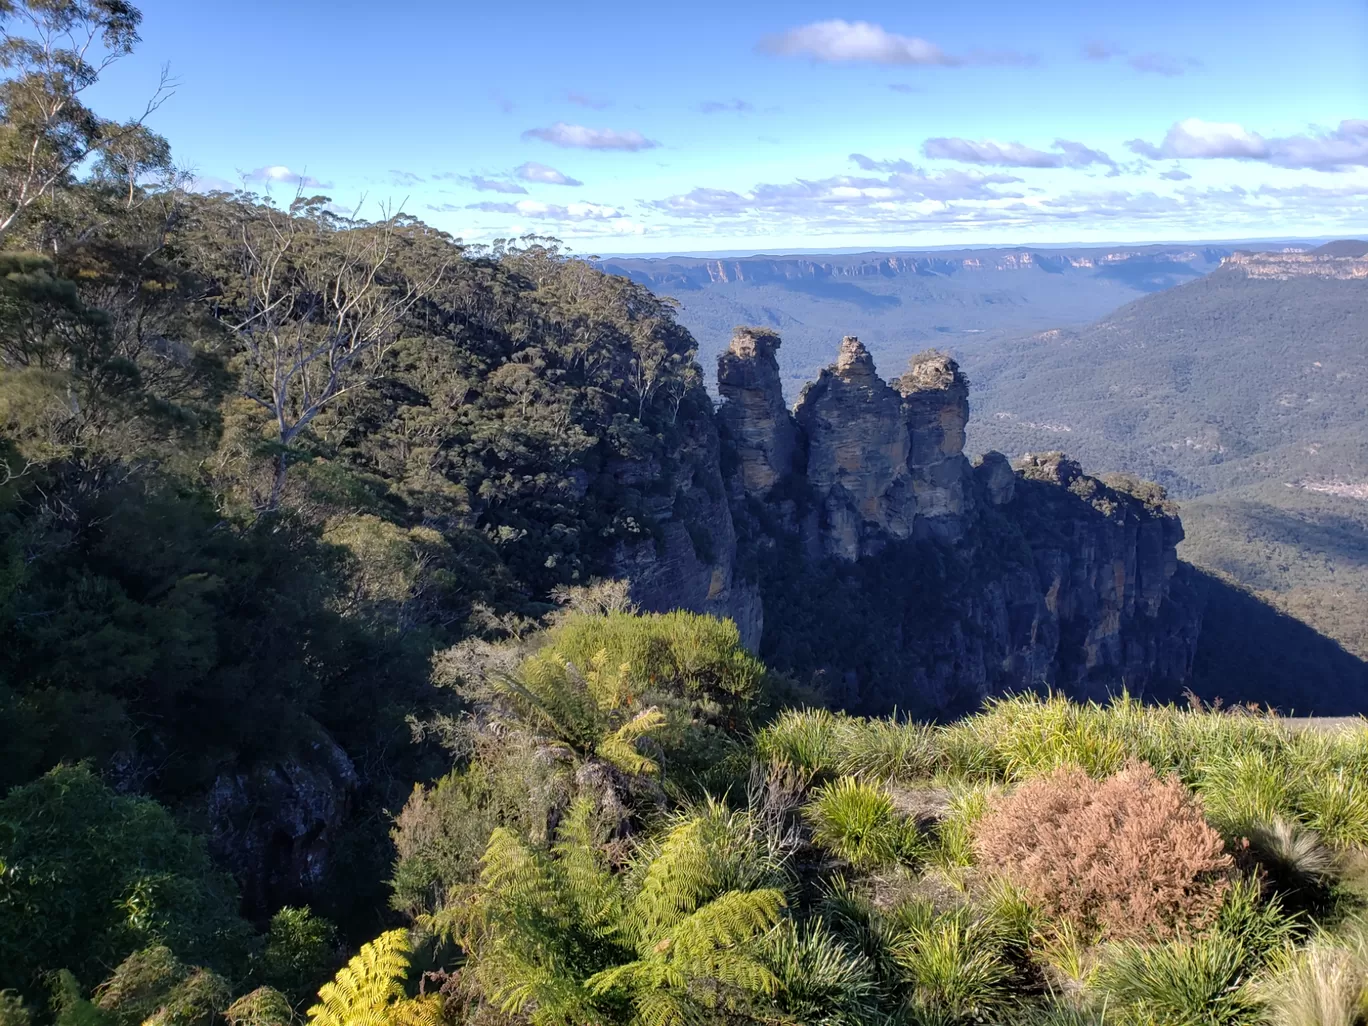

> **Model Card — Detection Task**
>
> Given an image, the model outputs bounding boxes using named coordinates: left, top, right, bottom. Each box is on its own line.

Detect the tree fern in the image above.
left=306, top=930, right=441, bottom=1026
left=455, top=804, right=793, bottom=1026
left=597, top=708, right=666, bottom=776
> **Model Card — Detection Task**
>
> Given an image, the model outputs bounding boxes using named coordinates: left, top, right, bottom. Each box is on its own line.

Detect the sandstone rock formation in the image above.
left=795, top=337, right=915, bottom=559
left=895, top=351, right=974, bottom=540
left=717, top=327, right=800, bottom=497
left=1223, top=251, right=1368, bottom=280
left=711, top=330, right=1203, bottom=715
left=204, top=719, right=358, bottom=916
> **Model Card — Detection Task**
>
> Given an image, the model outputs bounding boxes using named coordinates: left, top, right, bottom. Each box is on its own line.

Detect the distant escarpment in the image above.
left=1222, top=250, right=1368, bottom=280
left=687, top=328, right=1203, bottom=716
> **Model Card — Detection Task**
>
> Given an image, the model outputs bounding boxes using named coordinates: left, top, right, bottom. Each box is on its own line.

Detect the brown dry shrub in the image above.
left=973, top=761, right=1233, bottom=941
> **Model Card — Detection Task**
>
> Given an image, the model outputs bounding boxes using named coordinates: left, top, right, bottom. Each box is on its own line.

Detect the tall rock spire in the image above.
left=895, top=351, right=975, bottom=541
left=716, top=327, right=799, bottom=497
left=794, top=336, right=916, bottom=560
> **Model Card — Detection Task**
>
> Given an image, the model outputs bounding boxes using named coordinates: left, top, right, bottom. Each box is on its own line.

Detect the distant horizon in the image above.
left=592, top=233, right=1356, bottom=261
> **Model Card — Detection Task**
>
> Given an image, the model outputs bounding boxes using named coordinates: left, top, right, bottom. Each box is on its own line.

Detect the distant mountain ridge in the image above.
left=599, top=243, right=1300, bottom=400
left=602, top=244, right=1240, bottom=291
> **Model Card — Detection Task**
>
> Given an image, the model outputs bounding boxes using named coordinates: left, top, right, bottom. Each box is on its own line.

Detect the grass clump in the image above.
left=805, top=776, right=925, bottom=870
left=1093, top=934, right=1262, bottom=1026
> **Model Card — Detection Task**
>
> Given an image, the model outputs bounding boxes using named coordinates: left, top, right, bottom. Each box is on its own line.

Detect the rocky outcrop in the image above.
left=896, top=352, right=974, bottom=541
left=795, top=337, right=916, bottom=559
left=717, top=328, right=800, bottom=497
left=974, top=451, right=1016, bottom=506
left=598, top=244, right=1234, bottom=291
left=609, top=383, right=763, bottom=650
left=1223, top=251, right=1368, bottom=280
left=712, top=330, right=1203, bottom=715
left=204, top=720, right=358, bottom=916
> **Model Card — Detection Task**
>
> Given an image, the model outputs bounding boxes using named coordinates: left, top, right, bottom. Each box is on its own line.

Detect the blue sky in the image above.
left=89, top=0, right=1368, bottom=254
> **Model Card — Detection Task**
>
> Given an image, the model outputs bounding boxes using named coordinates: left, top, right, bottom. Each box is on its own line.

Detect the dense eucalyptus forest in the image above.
left=8, top=5, right=1368, bottom=1026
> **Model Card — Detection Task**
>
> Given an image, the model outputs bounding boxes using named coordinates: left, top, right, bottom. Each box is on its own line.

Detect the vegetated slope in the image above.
left=1183, top=481, right=1368, bottom=661
left=966, top=268, right=1368, bottom=496
left=965, top=254, right=1368, bottom=666
left=602, top=245, right=1233, bottom=399
left=1312, top=238, right=1368, bottom=256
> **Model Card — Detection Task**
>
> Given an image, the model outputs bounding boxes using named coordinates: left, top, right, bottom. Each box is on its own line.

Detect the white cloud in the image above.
left=1082, top=43, right=1201, bottom=75
left=185, top=173, right=237, bottom=194
left=1082, top=41, right=1124, bottom=60
left=758, top=19, right=960, bottom=65
left=1128, top=118, right=1368, bottom=169
left=521, top=122, right=659, bottom=151
left=566, top=91, right=611, bottom=110
left=465, top=199, right=626, bottom=221
left=389, top=170, right=424, bottom=186
left=244, top=165, right=329, bottom=188
left=1129, top=119, right=1271, bottom=159
left=759, top=21, right=1034, bottom=66
left=515, top=161, right=583, bottom=186
left=466, top=175, right=527, bottom=194
left=1268, top=120, right=1368, bottom=171
left=920, top=137, right=1117, bottom=170
left=649, top=167, right=1023, bottom=220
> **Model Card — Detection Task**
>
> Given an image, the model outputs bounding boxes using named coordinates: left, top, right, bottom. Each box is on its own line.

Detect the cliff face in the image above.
left=710, top=328, right=1202, bottom=715
left=1222, top=251, right=1368, bottom=280
left=599, top=244, right=1234, bottom=291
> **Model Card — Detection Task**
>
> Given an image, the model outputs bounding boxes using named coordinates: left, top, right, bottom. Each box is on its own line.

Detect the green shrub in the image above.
left=805, top=777, right=924, bottom=870
left=927, top=783, right=996, bottom=870
left=1198, top=751, right=1303, bottom=837
left=891, top=906, right=1016, bottom=1019
left=531, top=609, right=770, bottom=707
left=1256, top=933, right=1368, bottom=1026
left=1092, top=935, right=1261, bottom=1026
left=762, top=919, right=882, bottom=1026
left=257, top=908, right=339, bottom=1007
left=0, top=766, right=249, bottom=996
left=835, top=717, right=939, bottom=780
left=756, top=708, right=845, bottom=777
left=0, top=992, right=30, bottom=1026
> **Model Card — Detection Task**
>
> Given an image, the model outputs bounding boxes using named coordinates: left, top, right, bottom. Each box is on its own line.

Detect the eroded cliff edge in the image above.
left=687, top=326, right=1199, bottom=716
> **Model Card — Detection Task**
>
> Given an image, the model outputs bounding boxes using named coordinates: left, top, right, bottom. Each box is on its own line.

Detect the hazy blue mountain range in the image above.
left=601, top=243, right=1271, bottom=398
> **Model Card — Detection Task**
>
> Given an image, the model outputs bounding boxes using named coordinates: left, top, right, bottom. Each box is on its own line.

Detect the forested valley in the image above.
left=8, top=5, right=1368, bottom=1026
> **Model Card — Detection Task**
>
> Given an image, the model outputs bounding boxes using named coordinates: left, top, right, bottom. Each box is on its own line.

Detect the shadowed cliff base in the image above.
left=1183, top=566, right=1368, bottom=715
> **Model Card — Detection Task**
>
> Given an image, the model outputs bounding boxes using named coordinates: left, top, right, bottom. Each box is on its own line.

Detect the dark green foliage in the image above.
left=256, top=908, right=339, bottom=1009
left=0, top=766, right=250, bottom=994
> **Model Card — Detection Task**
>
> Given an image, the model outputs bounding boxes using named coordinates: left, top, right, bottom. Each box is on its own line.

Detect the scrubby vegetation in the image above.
left=4, top=3, right=1368, bottom=1025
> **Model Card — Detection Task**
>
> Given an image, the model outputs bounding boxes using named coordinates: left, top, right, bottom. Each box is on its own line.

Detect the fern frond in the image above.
left=598, top=708, right=666, bottom=776
left=631, top=818, right=713, bottom=940
left=630, top=990, right=699, bottom=1026
left=307, top=930, right=411, bottom=1026
left=666, top=888, right=786, bottom=959
left=554, top=799, right=626, bottom=932
left=479, top=827, right=558, bottom=908
left=585, top=961, right=688, bottom=996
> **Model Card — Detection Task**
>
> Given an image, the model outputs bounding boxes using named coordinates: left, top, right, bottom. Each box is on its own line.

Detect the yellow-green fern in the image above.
left=306, top=930, right=441, bottom=1026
